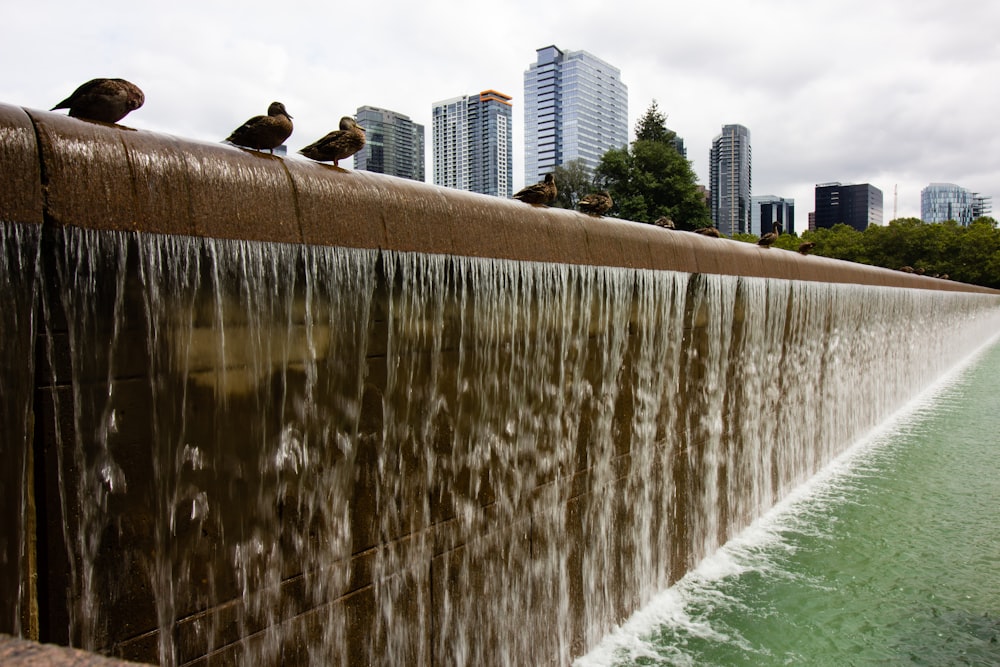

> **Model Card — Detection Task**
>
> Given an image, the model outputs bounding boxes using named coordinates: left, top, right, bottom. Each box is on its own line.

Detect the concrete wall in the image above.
left=2, top=102, right=998, bottom=666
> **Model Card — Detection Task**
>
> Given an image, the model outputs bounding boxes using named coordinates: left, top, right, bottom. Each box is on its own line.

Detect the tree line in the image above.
left=551, top=101, right=1000, bottom=289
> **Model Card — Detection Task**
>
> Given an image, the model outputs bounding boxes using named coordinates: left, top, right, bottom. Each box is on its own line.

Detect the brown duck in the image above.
left=758, top=223, right=782, bottom=248
left=298, top=117, right=367, bottom=166
left=226, top=101, right=293, bottom=152
left=51, top=78, right=144, bottom=123
left=653, top=216, right=676, bottom=229
left=577, top=191, right=613, bottom=216
left=513, top=173, right=557, bottom=205
left=797, top=241, right=816, bottom=255
left=693, top=226, right=722, bottom=237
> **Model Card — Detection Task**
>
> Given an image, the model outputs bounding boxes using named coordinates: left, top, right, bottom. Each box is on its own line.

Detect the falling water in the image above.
left=11, top=224, right=1000, bottom=664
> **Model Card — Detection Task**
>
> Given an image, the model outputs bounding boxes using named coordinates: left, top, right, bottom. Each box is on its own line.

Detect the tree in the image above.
left=550, top=159, right=594, bottom=210
left=594, top=101, right=711, bottom=228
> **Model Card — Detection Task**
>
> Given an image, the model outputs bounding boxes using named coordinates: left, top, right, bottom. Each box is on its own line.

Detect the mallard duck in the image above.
left=226, top=101, right=293, bottom=152
left=51, top=78, right=144, bottom=123
left=797, top=241, right=816, bottom=255
left=513, top=173, right=557, bottom=206
left=298, top=116, right=367, bottom=166
left=693, top=226, right=722, bottom=237
left=653, top=216, right=676, bottom=229
left=758, top=223, right=781, bottom=248
left=577, top=191, right=613, bottom=216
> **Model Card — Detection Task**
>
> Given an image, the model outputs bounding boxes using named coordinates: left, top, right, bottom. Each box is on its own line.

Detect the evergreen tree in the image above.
left=594, top=101, right=711, bottom=228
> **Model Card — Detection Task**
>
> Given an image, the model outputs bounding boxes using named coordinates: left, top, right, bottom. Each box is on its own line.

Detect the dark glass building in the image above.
left=354, top=106, right=425, bottom=182
left=814, top=182, right=883, bottom=231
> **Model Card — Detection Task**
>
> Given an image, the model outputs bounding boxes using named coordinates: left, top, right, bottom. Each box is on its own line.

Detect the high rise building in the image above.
left=920, top=183, right=992, bottom=225
left=751, top=195, right=795, bottom=236
left=709, top=124, right=752, bottom=235
left=523, top=45, right=629, bottom=186
left=814, top=182, right=883, bottom=231
left=353, top=106, right=425, bottom=181
left=432, top=90, right=513, bottom=197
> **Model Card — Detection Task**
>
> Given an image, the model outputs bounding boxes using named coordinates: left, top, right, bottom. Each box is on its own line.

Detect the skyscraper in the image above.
left=523, top=45, right=628, bottom=186
left=432, top=90, right=513, bottom=197
left=709, top=124, right=752, bottom=235
left=920, top=183, right=992, bottom=225
left=751, top=195, right=795, bottom=236
left=353, top=106, right=425, bottom=181
left=814, top=182, right=883, bottom=231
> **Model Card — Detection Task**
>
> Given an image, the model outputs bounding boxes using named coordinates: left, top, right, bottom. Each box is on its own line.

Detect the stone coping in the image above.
left=0, top=634, right=151, bottom=666
left=0, top=100, right=995, bottom=294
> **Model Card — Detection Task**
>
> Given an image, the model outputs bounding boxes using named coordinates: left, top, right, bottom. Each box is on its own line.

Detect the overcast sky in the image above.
left=4, top=0, right=998, bottom=224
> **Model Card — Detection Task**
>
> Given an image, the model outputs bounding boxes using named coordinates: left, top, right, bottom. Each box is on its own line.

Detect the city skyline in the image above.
left=3, top=0, right=997, bottom=221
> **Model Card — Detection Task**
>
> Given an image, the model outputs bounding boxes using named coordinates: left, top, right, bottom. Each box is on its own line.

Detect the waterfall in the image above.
left=9, top=224, right=1000, bottom=664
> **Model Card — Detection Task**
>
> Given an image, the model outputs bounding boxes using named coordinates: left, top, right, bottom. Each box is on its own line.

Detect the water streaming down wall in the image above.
left=11, top=222, right=1000, bottom=665
left=4, top=102, right=1000, bottom=665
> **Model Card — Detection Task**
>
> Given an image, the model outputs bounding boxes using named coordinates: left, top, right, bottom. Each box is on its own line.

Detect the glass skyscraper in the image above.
left=814, top=182, right=883, bottom=231
left=709, top=124, right=752, bottom=235
left=751, top=195, right=795, bottom=236
left=523, top=45, right=628, bottom=186
left=432, top=90, right=513, bottom=197
left=920, top=183, right=992, bottom=225
left=353, top=106, right=425, bottom=182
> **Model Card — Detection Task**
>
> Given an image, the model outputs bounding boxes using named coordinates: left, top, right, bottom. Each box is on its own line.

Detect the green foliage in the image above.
left=550, top=159, right=595, bottom=209
left=730, top=218, right=1000, bottom=289
left=594, top=101, right=711, bottom=228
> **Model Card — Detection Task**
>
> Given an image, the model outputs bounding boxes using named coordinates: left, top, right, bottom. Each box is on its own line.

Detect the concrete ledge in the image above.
left=2, top=101, right=994, bottom=294
left=0, top=634, right=150, bottom=665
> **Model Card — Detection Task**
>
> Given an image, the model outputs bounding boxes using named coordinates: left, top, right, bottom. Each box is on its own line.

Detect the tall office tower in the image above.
left=751, top=195, right=795, bottom=236
left=432, top=90, right=513, bottom=197
left=353, top=106, right=425, bottom=181
left=523, top=45, right=629, bottom=186
left=920, top=183, right=993, bottom=225
left=814, top=182, right=883, bottom=231
left=709, top=124, right=752, bottom=235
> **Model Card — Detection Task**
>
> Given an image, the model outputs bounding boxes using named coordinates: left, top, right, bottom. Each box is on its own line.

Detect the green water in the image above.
left=583, top=340, right=1000, bottom=667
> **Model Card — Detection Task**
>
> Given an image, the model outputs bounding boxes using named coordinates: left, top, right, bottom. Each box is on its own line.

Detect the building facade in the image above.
left=709, top=124, right=752, bottom=235
left=432, top=90, right=513, bottom=197
left=814, top=182, right=883, bottom=231
left=751, top=195, right=795, bottom=236
left=523, top=45, right=629, bottom=186
left=920, top=183, right=993, bottom=225
left=353, top=106, right=425, bottom=181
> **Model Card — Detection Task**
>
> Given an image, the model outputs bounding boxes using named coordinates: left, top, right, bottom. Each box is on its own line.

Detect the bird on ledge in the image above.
left=653, top=216, right=676, bottom=229
left=298, top=116, right=367, bottom=166
left=225, top=102, right=293, bottom=153
left=797, top=241, right=816, bottom=255
left=758, top=223, right=782, bottom=248
left=577, top=191, right=613, bottom=216
left=51, top=78, right=144, bottom=123
left=694, top=226, right=722, bottom=237
left=513, top=173, right=557, bottom=206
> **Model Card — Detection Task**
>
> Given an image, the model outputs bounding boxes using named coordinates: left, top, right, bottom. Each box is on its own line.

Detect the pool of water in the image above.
left=578, top=338, right=1000, bottom=666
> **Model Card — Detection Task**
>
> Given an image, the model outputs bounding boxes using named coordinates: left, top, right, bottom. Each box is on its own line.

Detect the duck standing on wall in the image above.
left=298, top=117, right=367, bottom=166
left=758, top=222, right=782, bottom=248
left=798, top=241, right=816, bottom=255
left=51, top=78, right=144, bottom=123
left=577, top=191, right=613, bottom=216
left=513, top=173, right=557, bottom=206
left=225, top=101, right=293, bottom=153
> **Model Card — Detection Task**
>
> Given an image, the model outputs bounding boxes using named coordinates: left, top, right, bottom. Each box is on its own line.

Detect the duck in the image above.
left=693, top=226, right=722, bottom=238
left=513, top=173, right=557, bottom=206
left=577, top=191, right=613, bottom=216
left=51, top=78, right=144, bottom=123
left=298, top=116, right=367, bottom=166
left=797, top=241, right=816, bottom=255
left=758, top=223, right=782, bottom=248
left=653, top=216, right=676, bottom=229
left=225, top=101, right=293, bottom=153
